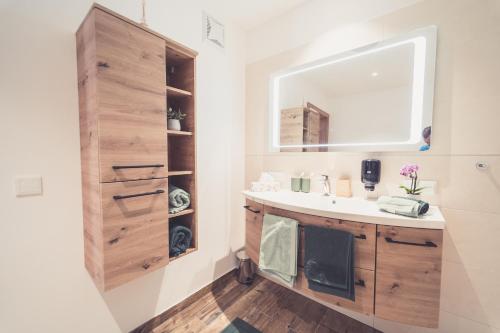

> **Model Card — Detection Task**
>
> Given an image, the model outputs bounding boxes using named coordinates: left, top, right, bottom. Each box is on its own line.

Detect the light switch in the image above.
left=15, top=176, right=43, bottom=197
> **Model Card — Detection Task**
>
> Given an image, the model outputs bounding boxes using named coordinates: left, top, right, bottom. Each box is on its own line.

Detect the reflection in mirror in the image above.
left=270, top=26, right=437, bottom=152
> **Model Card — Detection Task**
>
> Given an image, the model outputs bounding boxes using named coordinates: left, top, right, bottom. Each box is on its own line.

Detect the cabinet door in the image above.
left=295, top=267, right=375, bottom=316
left=101, top=178, right=169, bottom=290
left=95, top=9, right=168, bottom=182
left=244, top=199, right=264, bottom=264
left=375, top=226, right=443, bottom=328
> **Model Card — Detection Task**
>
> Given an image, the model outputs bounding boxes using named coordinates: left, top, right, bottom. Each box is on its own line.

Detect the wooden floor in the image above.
left=133, top=272, right=381, bottom=333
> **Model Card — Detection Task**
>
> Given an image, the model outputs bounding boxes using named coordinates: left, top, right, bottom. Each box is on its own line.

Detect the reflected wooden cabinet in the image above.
left=245, top=204, right=443, bottom=328
left=280, top=102, right=329, bottom=152
left=77, top=4, right=197, bottom=291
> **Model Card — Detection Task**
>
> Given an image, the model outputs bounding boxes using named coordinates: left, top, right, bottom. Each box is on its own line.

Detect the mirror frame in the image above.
left=268, top=26, right=437, bottom=152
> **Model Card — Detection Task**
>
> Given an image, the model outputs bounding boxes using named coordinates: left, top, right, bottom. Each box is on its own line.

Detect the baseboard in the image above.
left=130, top=268, right=237, bottom=333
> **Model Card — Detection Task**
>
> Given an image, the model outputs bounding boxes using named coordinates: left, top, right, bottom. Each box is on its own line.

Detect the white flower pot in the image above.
left=168, top=119, right=181, bottom=131
left=406, top=193, right=421, bottom=200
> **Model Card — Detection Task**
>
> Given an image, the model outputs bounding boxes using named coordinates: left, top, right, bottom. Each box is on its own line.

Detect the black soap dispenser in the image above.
left=361, top=159, right=381, bottom=191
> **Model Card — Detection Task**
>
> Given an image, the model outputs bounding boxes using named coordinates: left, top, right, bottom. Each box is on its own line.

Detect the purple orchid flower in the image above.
left=399, top=164, right=423, bottom=195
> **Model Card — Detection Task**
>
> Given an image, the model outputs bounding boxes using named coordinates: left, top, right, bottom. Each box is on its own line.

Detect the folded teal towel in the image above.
left=377, top=196, right=429, bottom=218
left=258, top=214, right=298, bottom=286
left=168, top=184, right=190, bottom=214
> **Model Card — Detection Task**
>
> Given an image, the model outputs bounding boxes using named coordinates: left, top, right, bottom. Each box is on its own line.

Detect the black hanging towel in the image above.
left=304, top=225, right=355, bottom=301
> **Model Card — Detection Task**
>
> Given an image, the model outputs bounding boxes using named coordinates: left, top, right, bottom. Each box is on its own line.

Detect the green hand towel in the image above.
left=377, top=196, right=429, bottom=218
left=168, top=184, right=191, bottom=214
left=258, top=214, right=298, bottom=286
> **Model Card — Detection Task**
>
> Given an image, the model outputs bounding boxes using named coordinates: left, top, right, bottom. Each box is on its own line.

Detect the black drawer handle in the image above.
left=112, top=164, right=164, bottom=170
left=243, top=205, right=261, bottom=214
left=385, top=237, right=437, bottom=248
left=354, top=234, right=366, bottom=240
left=113, top=189, right=165, bottom=200
left=355, top=279, right=365, bottom=287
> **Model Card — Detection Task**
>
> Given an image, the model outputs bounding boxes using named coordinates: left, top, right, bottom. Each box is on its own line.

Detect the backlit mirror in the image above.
left=269, top=26, right=437, bottom=152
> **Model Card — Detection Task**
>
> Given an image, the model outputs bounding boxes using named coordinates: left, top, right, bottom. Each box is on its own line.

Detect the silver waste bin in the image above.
left=236, top=250, right=255, bottom=284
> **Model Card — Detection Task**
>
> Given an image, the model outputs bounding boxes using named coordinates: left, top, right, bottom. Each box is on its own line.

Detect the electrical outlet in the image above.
left=15, top=176, right=43, bottom=197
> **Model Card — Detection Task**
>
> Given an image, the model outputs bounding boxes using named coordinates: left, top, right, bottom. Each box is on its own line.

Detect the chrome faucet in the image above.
left=321, top=175, right=331, bottom=196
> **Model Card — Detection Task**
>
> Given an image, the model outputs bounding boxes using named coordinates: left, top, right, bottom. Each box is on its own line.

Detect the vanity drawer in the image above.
left=100, top=178, right=169, bottom=290
left=245, top=199, right=263, bottom=264
left=295, top=267, right=374, bottom=316
left=264, top=206, right=376, bottom=270
left=375, top=225, right=443, bottom=328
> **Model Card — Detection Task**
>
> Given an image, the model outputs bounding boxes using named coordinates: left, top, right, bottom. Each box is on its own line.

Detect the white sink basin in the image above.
left=243, top=190, right=445, bottom=229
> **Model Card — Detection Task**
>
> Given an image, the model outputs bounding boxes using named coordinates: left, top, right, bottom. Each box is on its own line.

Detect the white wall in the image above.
left=329, top=86, right=411, bottom=144
left=0, top=0, right=245, bottom=332
left=245, top=0, right=500, bottom=332
left=279, top=76, right=330, bottom=110
left=246, top=0, right=423, bottom=64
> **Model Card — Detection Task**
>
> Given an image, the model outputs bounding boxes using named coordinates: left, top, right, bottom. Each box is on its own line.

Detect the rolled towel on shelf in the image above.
left=169, top=224, right=192, bottom=257
left=377, top=196, right=429, bottom=218
left=168, top=184, right=191, bottom=214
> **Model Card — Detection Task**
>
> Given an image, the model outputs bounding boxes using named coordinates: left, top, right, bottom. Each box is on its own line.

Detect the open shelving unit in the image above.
left=165, top=44, right=197, bottom=261
left=167, top=129, right=192, bottom=136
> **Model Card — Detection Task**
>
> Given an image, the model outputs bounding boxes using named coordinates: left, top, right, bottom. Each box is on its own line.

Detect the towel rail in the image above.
left=112, top=164, right=164, bottom=169
left=355, top=279, right=366, bottom=287
left=243, top=205, right=261, bottom=214
left=113, top=189, right=165, bottom=200
left=385, top=237, right=437, bottom=248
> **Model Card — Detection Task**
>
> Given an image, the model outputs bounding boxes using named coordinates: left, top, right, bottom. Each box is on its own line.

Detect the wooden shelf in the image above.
left=167, top=130, right=193, bottom=136
left=166, top=85, right=192, bottom=97
left=168, top=171, right=193, bottom=176
left=169, top=248, right=196, bottom=261
left=169, top=209, right=194, bottom=219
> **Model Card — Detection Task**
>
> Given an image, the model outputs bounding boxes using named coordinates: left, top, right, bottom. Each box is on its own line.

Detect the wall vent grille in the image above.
left=203, top=12, right=224, bottom=48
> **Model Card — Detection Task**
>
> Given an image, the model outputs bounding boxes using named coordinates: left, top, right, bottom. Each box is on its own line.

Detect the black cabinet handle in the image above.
left=113, top=189, right=165, bottom=200
left=112, top=164, right=164, bottom=170
left=354, top=234, right=366, bottom=240
left=355, top=279, right=365, bottom=287
left=385, top=237, right=437, bottom=248
left=243, top=205, right=261, bottom=214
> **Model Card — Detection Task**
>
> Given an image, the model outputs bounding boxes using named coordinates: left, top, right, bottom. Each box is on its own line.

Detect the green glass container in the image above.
left=291, top=178, right=301, bottom=192
left=301, top=178, right=311, bottom=193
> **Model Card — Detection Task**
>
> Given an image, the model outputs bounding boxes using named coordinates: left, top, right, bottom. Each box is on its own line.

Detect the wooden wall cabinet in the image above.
left=245, top=203, right=443, bottom=328
left=77, top=4, right=197, bottom=291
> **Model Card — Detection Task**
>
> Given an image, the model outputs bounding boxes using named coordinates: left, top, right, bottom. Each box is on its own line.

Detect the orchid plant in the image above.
left=399, top=164, right=425, bottom=195
left=167, top=107, right=186, bottom=121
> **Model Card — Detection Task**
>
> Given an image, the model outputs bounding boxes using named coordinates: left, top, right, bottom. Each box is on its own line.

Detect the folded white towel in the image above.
left=377, top=196, right=429, bottom=218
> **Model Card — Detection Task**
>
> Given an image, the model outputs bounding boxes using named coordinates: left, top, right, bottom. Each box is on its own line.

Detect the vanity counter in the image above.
left=243, top=190, right=445, bottom=229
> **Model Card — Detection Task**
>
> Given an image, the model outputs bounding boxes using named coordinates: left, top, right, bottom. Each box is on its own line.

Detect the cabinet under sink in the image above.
left=244, top=195, right=444, bottom=329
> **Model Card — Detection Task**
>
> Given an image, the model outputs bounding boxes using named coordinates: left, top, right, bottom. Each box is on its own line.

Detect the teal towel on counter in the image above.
left=168, top=184, right=191, bottom=214
left=258, top=214, right=298, bottom=286
left=377, top=196, right=429, bottom=218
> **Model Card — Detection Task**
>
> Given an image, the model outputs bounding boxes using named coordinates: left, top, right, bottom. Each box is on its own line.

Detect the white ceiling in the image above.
left=207, top=0, right=309, bottom=30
